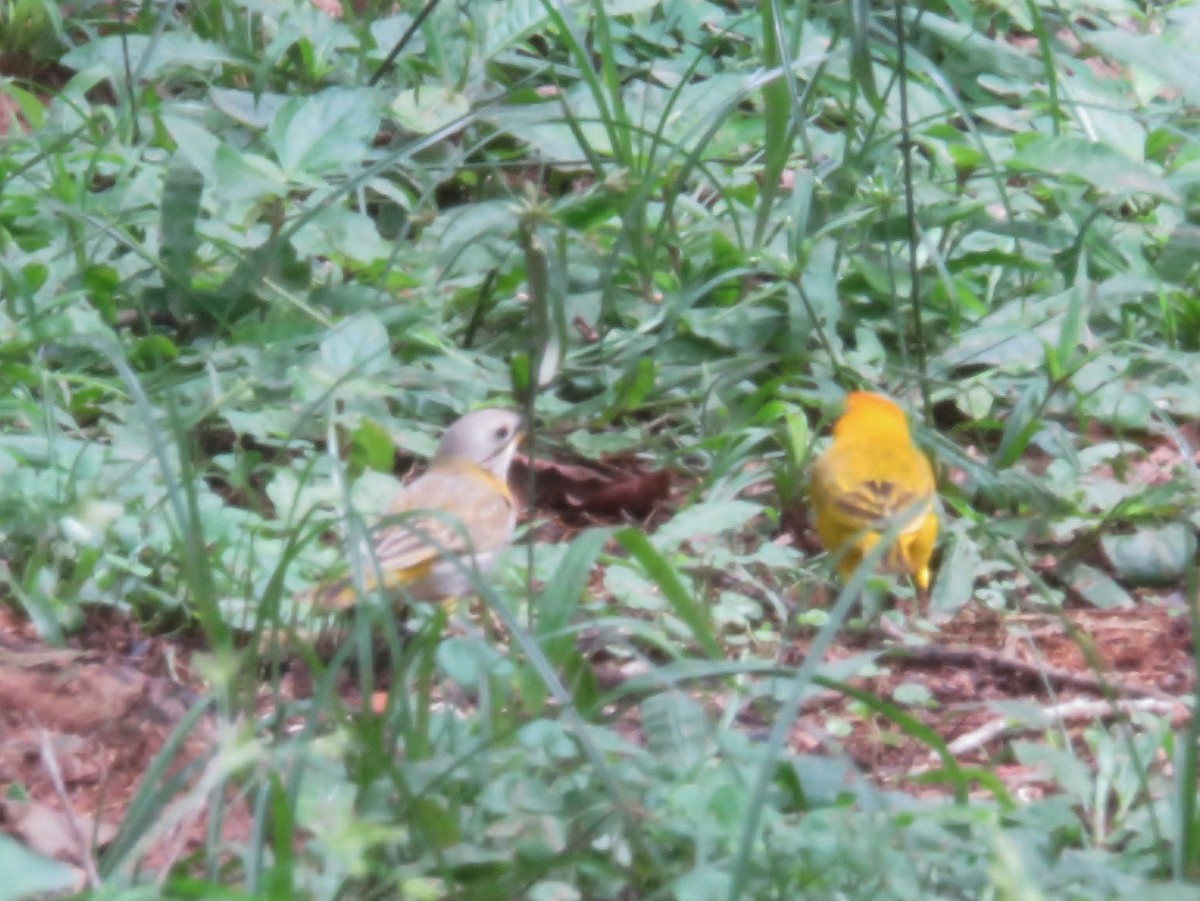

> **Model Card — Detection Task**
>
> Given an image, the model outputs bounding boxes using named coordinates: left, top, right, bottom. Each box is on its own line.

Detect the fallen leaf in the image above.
left=512, top=454, right=671, bottom=521
left=6, top=799, right=117, bottom=862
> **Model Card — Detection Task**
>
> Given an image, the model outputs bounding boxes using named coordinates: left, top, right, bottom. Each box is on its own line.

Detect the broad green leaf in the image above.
left=612, top=356, right=655, bottom=414
left=1089, top=27, right=1200, bottom=107
left=1010, top=136, right=1176, bottom=201
left=1101, top=524, right=1195, bottom=588
left=391, top=86, right=471, bottom=134
left=910, top=10, right=1041, bottom=79
left=564, top=426, right=644, bottom=456
left=0, top=80, right=45, bottom=129
left=161, top=114, right=222, bottom=182
left=481, top=0, right=551, bottom=58
left=319, top=313, right=391, bottom=379
left=0, top=834, right=81, bottom=899
left=60, top=33, right=233, bottom=77
left=652, top=500, right=764, bottom=553
left=1068, top=563, right=1134, bottom=609
left=641, top=690, right=708, bottom=769
left=269, top=87, right=382, bottom=177
left=1013, top=739, right=1093, bottom=799
left=929, top=529, right=980, bottom=615
left=350, top=418, right=395, bottom=473
left=680, top=305, right=782, bottom=352
left=603, top=0, right=663, bottom=13
left=291, top=207, right=391, bottom=264
left=209, top=87, right=287, bottom=128
left=938, top=325, right=1046, bottom=369
left=1088, top=383, right=1154, bottom=431
left=893, top=682, right=933, bottom=705
left=437, top=635, right=509, bottom=686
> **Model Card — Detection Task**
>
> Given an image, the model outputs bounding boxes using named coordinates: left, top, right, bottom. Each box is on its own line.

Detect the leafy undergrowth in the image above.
left=3, top=0, right=1200, bottom=897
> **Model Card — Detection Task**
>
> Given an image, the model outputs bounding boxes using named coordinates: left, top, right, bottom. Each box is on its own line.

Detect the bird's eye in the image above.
left=494, top=426, right=510, bottom=441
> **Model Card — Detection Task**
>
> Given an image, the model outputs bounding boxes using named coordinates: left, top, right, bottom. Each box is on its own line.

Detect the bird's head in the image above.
left=435, top=408, right=525, bottom=478
left=835, top=391, right=911, bottom=437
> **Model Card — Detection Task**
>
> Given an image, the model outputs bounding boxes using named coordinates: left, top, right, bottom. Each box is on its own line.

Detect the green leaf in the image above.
left=60, top=33, right=233, bottom=77
left=1054, top=285, right=1086, bottom=373
left=641, top=690, right=708, bottom=769
left=391, top=86, right=471, bottom=134
left=0, top=834, right=81, bottom=899
left=1010, top=136, right=1177, bottom=201
left=993, top=381, right=1044, bottom=468
left=129, top=334, right=180, bottom=370
left=291, top=207, right=391, bottom=265
left=892, top=682, right=933, bottom=705
left=929, top=529, right=980, bottom=615
left=437, top=635, right=508, bottom=686
left=0, top=80, right=45, bottom=129
left=1067, top=563, right=1134, bottom=609
left=652, top=500, right=763, bottom=553
left=939, top=325, right=1046, bottom=369
left=847, top=0, right=882, bottom=111
left=350, top=418, right=395, bottom=473
left=269, top=87, right=382, bottom=176
left=612, top=356, right=655, bottom=415
left=319, top=313, right=391, bottom=379
left=480, top=0, right=552, bottom=58
left=509, top=352, right=531, bottom=396
left=1089, top=27, right=1200, bottom=107
left=681, top=305, right=782, bottom=352
left=1101, top=524, right=1196, bottom=588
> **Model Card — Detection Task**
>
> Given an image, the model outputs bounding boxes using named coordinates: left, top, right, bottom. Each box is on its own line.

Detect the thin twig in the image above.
left=39, top=728, right=102, bottom=889
left=368, top=0, right=444, bottom=86
left=940, top=696, right=1183, bottom=761
left=875, top=620, right=1177, bottom=702
left=879, top=639, right=1177, bottom=702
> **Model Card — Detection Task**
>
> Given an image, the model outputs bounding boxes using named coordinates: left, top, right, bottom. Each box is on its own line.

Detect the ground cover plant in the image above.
left=2, top=0, right=1200, bottom=897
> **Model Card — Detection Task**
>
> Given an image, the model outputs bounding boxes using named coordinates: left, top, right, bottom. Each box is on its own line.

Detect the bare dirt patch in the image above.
left=0, top=607, right=222, bottom=876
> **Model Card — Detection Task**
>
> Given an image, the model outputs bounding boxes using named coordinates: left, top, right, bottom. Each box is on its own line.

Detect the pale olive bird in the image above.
left=809, top=392, right=938, bottom=590
left=311, top=408, right=524, bottom=609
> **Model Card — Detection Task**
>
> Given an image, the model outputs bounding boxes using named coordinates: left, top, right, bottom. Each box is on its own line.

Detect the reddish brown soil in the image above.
left=0, top=608, right=249, bottom=882
left=782, top=603, right=1192, bottom=797
left=4, top=585, right=1191, bottom=879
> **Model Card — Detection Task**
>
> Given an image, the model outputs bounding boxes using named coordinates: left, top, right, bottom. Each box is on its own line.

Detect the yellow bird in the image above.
left=311, top=408, right=524, bottom=610
left=809, top=392, right=938, bottom=591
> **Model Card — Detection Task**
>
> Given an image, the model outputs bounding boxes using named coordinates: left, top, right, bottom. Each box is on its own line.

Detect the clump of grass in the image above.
left=0, top=0, right=64, bottom=76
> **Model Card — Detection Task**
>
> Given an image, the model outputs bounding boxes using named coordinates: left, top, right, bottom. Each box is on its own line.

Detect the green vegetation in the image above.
left=2, top=0, right=1200, bottom=897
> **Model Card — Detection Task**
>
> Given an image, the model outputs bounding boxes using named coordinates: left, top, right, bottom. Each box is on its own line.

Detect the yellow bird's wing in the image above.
left=812, top=442, right=935, bottom=537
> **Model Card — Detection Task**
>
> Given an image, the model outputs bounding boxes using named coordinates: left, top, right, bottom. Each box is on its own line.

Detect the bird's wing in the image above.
left=368, top=464, right=515, bottom=573
left=813, top=445, right=934, bottom=535
left=307, top=465, right=515, bottom=612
